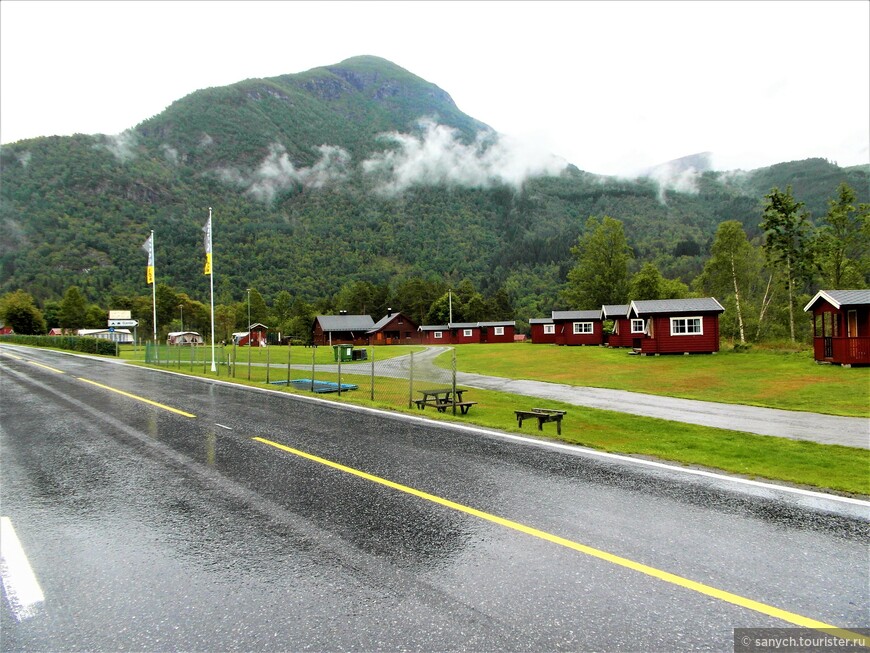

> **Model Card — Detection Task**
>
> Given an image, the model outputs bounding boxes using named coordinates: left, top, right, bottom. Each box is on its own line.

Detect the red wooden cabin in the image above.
left=312, top=315, right=375, bottom=346
left=479, top=321, right=516, bottom=343
left=529, top=317, right=556, bottom=344
left=552, top=310, right=604, bottom=346
left=233, top=323, right=268, bottom=346
left=803, top=290, right=870, bottom=366
left=367, top=310, right=419, bottom=345
left=627, top=298, right=724, bottom=354
left=601, top=304, right=638, bottom=348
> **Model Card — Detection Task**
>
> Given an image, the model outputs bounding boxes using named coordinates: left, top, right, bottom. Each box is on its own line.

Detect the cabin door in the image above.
left=847, top=310, right=857, bottom=337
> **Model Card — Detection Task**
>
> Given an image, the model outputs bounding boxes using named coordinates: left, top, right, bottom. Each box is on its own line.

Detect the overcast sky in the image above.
left=1, top=0, right=867, bottom=177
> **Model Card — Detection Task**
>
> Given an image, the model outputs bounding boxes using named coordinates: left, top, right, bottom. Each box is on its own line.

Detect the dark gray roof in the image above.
left=804, top=290, right=870, bottom=311
left=629, top=298, right=725, bottom=316
left=529, top=318, right=553, bottom=324
left=449, top=322, right=479, bottom=329
left=367, top=312, right=411, bottom=332
left=478, top=321, right=515, bottom=327
left=601, top=304, right=630, bottom=318
left=552, top=310, right=601, bottom=320
left=316, top=315, right=375, bottom=332
left=419, top=324, right=448, bottom=331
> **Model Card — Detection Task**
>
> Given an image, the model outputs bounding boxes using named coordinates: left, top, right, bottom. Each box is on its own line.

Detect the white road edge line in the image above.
left=0, top=516, right=45, bottom=621
left=215, top=423, right=233, bottom=430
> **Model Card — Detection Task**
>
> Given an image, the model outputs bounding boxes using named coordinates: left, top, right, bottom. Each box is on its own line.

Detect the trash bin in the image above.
left=332, top=344, right=353, bottom=362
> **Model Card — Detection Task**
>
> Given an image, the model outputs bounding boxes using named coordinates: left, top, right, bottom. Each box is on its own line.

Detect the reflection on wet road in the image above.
left=1, top=345, right=868, bottom=651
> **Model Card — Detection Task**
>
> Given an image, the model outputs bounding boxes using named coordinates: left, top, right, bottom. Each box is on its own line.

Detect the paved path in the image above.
left=323, top=347, right=869, bottom=449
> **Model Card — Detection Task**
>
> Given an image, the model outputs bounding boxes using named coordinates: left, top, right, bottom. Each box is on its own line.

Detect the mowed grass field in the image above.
left=116, top=341, right=869, bottom=495
left=447, top=343, right=870, bottom=417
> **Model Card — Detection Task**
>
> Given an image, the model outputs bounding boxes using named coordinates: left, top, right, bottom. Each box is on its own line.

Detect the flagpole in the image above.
left=150, top=230, right=157, bottom=343
left=208, top=208, right=217, bottom=372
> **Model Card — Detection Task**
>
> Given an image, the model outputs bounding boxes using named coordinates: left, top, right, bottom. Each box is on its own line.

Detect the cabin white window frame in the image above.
left=493, top=326, right=505, bottom=336
left=463, top=329, right=473, bottom=337
left=433, top=331, right=443, bottom=339
left=573, top=322, right=594, bottom=334
left=543, top=324, right=555, bottom=335
left=670, top=316, right=703, bottom=336
left=630, top=319, right=645, bottom=333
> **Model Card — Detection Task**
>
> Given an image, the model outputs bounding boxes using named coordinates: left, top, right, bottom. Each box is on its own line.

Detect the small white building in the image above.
left=78, top=328, right=134, bottom=344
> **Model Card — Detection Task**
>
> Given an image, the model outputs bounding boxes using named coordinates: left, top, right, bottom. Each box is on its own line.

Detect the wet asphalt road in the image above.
left=1, top=345, right=868, bottom=652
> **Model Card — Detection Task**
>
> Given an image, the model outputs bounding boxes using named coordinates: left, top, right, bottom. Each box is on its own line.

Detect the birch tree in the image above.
left=759, top=186, right=813, bottom=342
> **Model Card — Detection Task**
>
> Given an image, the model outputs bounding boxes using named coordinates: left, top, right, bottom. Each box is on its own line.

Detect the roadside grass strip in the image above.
left=254, top=436, right=868, bottom=645
left=0, top=517, right=45, bottom=621
left=77, top=377, right=196, bottom=418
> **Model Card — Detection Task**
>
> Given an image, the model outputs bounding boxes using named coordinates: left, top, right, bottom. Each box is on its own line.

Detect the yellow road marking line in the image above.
left=77, top=377, right=196, bottom=418
left=0, top=352, right=24, bottom=360
left=254, top=436, right=867, bottom=644
left=27, top=361, right=65, bottom=374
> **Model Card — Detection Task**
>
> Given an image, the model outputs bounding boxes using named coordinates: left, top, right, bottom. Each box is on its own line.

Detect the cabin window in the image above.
left=544, top=324, right=555, bottom=334
left=494, top=326, right=505, bottom=336
left=631, top=319, right=645, bottom=333
left=573, top=322, right=593, bottom=334
left=670, top=316, right=703, bottom=335
left=433, top=331, right=443, bottom=339
left=463, top=329, right=473, bottom=337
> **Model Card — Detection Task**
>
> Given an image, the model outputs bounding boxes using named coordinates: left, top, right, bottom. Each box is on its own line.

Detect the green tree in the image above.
left=0, top=290, right=47, bottom=334
left=562, top=216, right=633, bottom=308
left=759, top=186, right=814, bottom=341
left=59, top=286, right=88, bottom=329
left=696, top=221, right=756, bottom=343
left=629, top=263, right=664, bottom=300
left=815, top=183, right=869, bottom=288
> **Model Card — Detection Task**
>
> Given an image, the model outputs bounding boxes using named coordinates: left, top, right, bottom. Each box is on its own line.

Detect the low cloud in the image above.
left=160, top=144, right=179, bottom=166
left=16, top=151, right=31, bottom=168
left=362, top=118, right=567, bottom=194
left=97, top=130, right=138, bottom=162
left=214, top=143, right=351, bottom=203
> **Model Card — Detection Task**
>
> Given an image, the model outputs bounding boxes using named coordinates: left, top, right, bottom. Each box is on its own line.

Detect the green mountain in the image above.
left=1, top=55, right=867, bottom=318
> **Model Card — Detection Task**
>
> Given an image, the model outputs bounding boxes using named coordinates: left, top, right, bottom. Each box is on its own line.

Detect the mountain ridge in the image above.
left=0, top=56, right=866, bottom=319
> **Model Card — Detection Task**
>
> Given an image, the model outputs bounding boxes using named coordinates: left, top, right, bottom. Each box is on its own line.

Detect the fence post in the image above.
left=190, top=343, right=194, bottom=372
left=311, top=347, right=316, bottom=392
left=287, top=342, right=291, bottom=385
left=232, top=343, right=237, bottom=378
left=266, top=345, right=270, bottom=384
left=337, top=355, right=342, bottom=396
left=408, top=351, right=414, bottom=409
left=370, top=346, right=375, bottom=401
left=452, top=347, right=457, bottom=415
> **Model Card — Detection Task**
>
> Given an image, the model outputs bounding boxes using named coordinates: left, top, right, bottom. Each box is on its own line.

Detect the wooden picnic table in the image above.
left=515, top=408, right=566, bottom=434
left=415, top=388, right=477, bottom=414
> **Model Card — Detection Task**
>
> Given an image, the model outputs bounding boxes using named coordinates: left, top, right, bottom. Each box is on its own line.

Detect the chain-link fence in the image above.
left=142, top=343, right=463, bottom=412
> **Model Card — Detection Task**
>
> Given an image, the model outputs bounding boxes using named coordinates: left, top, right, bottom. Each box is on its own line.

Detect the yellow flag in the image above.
left=203, top=216, right=212, bottom=275
left=142, top=233, right=154, bottom=285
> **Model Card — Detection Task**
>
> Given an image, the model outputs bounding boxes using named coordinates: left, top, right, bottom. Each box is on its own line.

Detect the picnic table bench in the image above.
left=414, top=388, right=477, bottom=414
left=515, top=408, right=566, bottom=434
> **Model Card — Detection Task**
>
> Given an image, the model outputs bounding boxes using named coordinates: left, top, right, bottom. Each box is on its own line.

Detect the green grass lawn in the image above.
left=447, top=343, right=870, bottom=417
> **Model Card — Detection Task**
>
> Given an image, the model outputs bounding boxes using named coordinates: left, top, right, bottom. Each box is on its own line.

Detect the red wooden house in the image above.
left=627, top=298, right=724, bottom=354
left=601, top=304, right=638, bottom=348
left=367, top=310, right=419, bottom=345
left=479, top=321, right=516, bottom=343
left=529, top=317, right=556, bottom=344
left=552, top=310, right=604, bottom=346
left=312, top=315, right=375, bottom=346
left=233, top=323, right=268, bottom=347
left=803, top=290, right=870, bottom=366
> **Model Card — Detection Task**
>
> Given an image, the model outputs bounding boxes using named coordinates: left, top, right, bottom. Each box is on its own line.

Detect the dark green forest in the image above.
left=1, top=56, right=867, bottom=342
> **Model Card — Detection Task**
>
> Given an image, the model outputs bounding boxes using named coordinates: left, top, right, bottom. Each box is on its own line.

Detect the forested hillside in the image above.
left=1, top=55, right=867, bottom=341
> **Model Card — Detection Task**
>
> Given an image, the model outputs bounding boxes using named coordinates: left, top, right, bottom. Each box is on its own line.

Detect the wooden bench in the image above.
left=415, top=399, right=477, bottom=414
left=515, top=408, right=566, bottom=434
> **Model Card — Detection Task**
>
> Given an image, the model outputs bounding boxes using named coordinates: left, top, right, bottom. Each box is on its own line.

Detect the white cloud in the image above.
left=214, top=143, right=351, bottom=203
left=362, top=119, right=567, bottom=194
